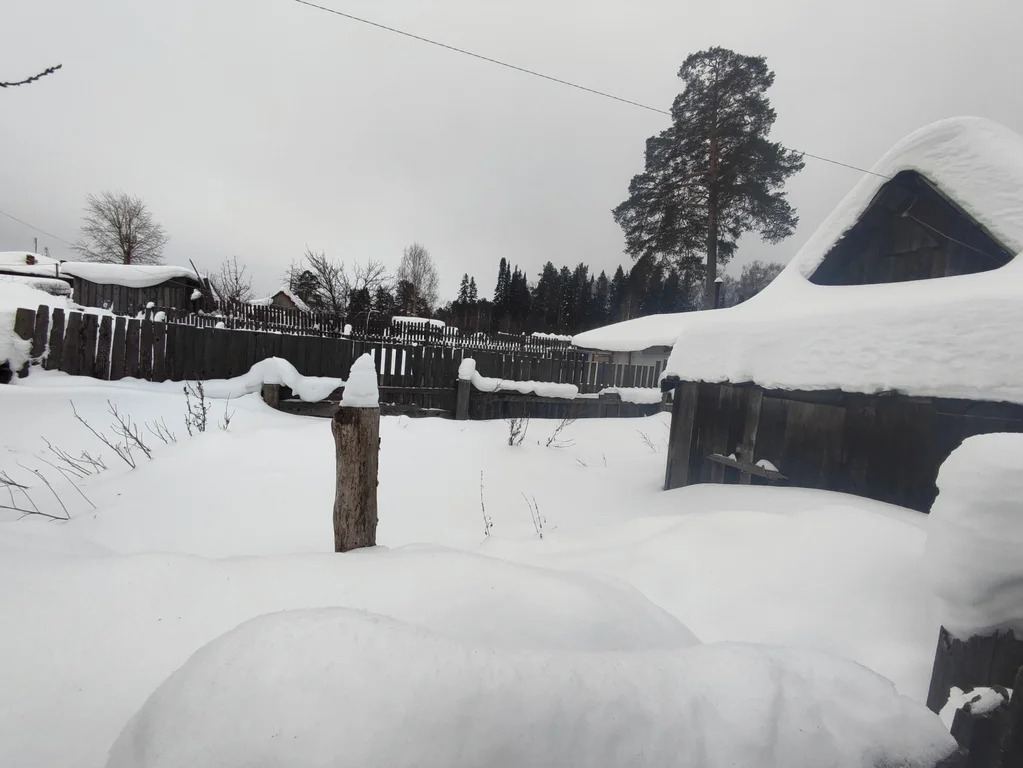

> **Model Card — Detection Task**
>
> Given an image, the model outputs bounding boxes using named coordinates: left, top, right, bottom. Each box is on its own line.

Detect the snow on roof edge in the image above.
left=60, top=262, right=203, bottom=288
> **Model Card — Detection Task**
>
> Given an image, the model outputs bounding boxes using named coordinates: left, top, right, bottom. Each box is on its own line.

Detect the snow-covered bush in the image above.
left=924, top=433, right=1023, bottom=639
left=106, top=608, right=956, bottom=768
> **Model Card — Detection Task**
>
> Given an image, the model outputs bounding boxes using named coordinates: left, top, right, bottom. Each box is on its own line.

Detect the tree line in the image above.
left=63, top=45, right=802, bottom=338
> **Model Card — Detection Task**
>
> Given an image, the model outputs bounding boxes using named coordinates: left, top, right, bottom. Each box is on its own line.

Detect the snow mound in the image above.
left=662, top=117, right=1023, bottom=404
left=107, top=609, right=956, bottom=768
left=924, top=432, right=1023, bottom=638
left=574, top=311, right=691, bottom=352
left=598, top=386, right=663, bottom=404
left=196, top=356, right=342, bottom=402
left=939, top=685, right=1012, bottom=729
left=341, top=353, right=379, bottom=407
left=458, top=357, right=578, bottom=399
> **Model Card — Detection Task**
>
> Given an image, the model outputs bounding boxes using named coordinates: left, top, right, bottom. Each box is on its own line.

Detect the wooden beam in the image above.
left=664, top=381, right=699, bottom=490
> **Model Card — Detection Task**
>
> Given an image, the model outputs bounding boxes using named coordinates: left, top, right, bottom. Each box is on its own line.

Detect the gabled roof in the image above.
left=249, top=287, right=311, bottom=313
left=662, top=117, right=1023, bottom=405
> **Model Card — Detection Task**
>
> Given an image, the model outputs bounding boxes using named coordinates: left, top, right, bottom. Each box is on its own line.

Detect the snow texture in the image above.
left=757, top=459, right=780, bottom=473
left=0, top=251, right=64, bottom=280
left=458, top=357, right=578, bottom=398
left=924, top=432, right=1023, bottom=639
left=249, top=287, right=311, bottom=312
left=531, top=331, right=573, bottom=341
left=107, top=608, right=954, bottom=768
left=663, top=118, right=1023, bottom=404
left=60, top=262, right=201, bottom=288
left=939, top=686, right=1012, bottom=729
left=341, top=352, right=379, bottom=408
left=574, top=311, right=692, bottom=352
left=392, top=315, right=445, bottom=328
left=1, top=274, right=72, bottom=295
left=598, top=386, right=663, bottom=404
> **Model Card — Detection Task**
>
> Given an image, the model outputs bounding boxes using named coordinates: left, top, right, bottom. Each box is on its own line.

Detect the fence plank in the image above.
left=94, top=315, right=113, bottom=379
left=226, top=329, right=248, bottom=378
left=46, top=308, right=65, bottom=371
left=110, top=317, right=128, bottom=380
left=151, top=323, right=168, bottom=382
left=60, top=312, right=81, bottom=375
left=139, top=320, right=154, bottom=381
left=124, top=319, right=141, bottom=379
left=81, top=314, right=99, bottom=378
left=31, top=304, right=50, bottom=359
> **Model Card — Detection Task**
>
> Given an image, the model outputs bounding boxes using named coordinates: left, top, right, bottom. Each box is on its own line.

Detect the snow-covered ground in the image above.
left=0, top=369, right=951, bottom=767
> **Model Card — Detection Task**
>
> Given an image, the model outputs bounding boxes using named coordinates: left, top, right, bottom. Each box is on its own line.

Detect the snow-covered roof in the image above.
left=60, top=262, right=202, bottom=288
left=662, top=117, right=1023, bottom=405
left=0, top=251, right=65, bottom=280
left=531, top=331, right=573, bottom=342
left=249, top=287, right=311, bottom=313
left=573, top=313, right=690, bottom=352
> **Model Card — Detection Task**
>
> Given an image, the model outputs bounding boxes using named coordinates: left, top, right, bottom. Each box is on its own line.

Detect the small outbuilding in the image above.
left=0, top=252, right=72, bottom=297
left=572, top=314, right=681, bottom=374
left=659, top=117, right=1023, bottom=512
left=249, top=288, right=310, bottom=313
left=61, top=262, right=213, bottom=315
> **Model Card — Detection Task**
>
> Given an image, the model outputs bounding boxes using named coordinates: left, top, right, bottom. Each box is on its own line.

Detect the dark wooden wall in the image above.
left=665, top=380, right=1023, bottom=512
left=72, top=277, right=210, bottom=316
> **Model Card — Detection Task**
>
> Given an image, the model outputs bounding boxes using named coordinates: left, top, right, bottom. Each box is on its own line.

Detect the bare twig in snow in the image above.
left=544, top=417, right=576, bottom=448
left=480, top=469, right=493, bottom=538
left=219, top=398, right=235, bottom=431
left=522, top=493, right=546, bottom=539
left=146, top=417, right=177, bottom=444
left=71, top=400, right=136, bottom=468
left=108, top=401, right=152, bottom=459
left=17, top=462, right=70, bottom=519
left=506, top=416, right=529, bottom=446
left=184, top=381, right=210, bottom=435
left=637, top=430, right=660, bottom=453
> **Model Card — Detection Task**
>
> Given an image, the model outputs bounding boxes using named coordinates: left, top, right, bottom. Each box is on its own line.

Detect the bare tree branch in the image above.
left=0, top=64, right=62, bottom=88
left=211, top=255, right=254, bottom=304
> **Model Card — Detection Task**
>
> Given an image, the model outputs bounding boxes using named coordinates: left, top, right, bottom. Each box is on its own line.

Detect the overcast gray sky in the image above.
left=3, top=0, right=1022, bottom=300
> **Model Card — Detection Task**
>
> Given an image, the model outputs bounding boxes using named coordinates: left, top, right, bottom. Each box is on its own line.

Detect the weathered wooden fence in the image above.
left=10, top=305, right=666, bottom=421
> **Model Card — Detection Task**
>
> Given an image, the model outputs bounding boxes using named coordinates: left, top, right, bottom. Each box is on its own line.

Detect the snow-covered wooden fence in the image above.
left=8, top=305, right=667, bottom=420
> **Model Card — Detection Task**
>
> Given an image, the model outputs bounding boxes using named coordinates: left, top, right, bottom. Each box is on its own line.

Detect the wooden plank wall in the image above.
left=663, top=380, right=1023, bottom=512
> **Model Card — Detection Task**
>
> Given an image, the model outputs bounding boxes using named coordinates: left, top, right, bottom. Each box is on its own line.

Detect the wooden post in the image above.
left=13, top=307, right=36, bottom=377
left=664, top=380, right=699, bottom=490
left=455, top=377, right=471, bottom=420
left=331, top=404, right=380, bottom=552
left=261, top=383, right=281, bottom=409
left=331, top=352, right=381, bottom=553
left=926, top=627, right=1023, bottom=714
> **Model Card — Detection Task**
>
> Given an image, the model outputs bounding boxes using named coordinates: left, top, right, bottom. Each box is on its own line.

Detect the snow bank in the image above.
left=107, top=609, right=955, bottom=768
left=1, top=274, right=72, bottom=296
left=662, top=118, right=1023, bottom=404
left=598, top=386, right=663, bottom=404
left=392, top=315, right=444, bottom=328
left=205, top=357, right=342, bottom=402
left=60, top=262, right=200, bottom=288
left=938, top=686, right=1012, bottom=729
left=924, top=433, right=1023, bottom=639
left=574, top=311, right=692, bottom=352
left=341, top=353, right=379, bottom=407
left=458, top=357, right=578, bottom=398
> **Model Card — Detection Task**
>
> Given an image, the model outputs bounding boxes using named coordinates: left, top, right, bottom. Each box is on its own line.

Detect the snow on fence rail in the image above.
left=5, top=305, right=667, bottom=419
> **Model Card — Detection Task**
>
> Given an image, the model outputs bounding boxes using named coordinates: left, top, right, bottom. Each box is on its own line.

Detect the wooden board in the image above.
left=139, top=320, right=154, bottom=381
left=151, top=322, right=167, bottom=382
left=31, top=304, right=50, bottom=359
left=124, top=319, right=141, bottom=379
left=110, top=317, right=128, bottom=380
left=81, top=314, right=99, bottom=379
left=95, top=315, right=113, bottom=379
left=45, top=308, right=65, bottom=371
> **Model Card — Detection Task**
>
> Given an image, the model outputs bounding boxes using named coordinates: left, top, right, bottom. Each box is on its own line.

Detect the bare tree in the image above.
left=211, top=255, right=253, bottom=304
left=72, top=191, right=169, bottom=265
left=302, top=248, right=349, bottom=314
left=352, top=259, right=389, bottom=295
left=285, top=250, right=391, bottom=315
left=396, top=242, right=439, bottom=315
left=720, top=260, right=784, bottom=307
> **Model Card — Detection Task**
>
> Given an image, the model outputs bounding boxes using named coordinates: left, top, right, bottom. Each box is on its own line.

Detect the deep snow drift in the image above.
left=107, top=609, right=955, bottom=768
left=924, top=432, right=1023, bottom=639
left=0, top=373, right=949, bottom=767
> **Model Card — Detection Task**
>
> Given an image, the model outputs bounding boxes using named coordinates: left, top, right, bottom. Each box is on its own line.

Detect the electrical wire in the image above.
left=0, top=64, right=62, bottom=88
left=293, top=0, right=891, bottom=179
left=0, top=208, right=74, bottom=246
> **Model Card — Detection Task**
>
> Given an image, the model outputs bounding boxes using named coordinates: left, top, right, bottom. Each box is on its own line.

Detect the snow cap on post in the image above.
left=342, top=353, right=379, bottom=409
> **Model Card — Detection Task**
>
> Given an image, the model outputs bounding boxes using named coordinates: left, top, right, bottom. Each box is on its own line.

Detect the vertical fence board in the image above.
left=31, top=304, right=50, bottom=360
left=81, top=312, right=99, bottom=378
left=123, top=319, right=141, bottom=379
left=94, top=315, right=113, bottom=379
left=46, top=308, right=65, bottom=371
left=110, top=317, right=128, bottom=380
left=151, top=323, right=168, bottom=382
left=139, top=320, right=154, bottom=381
left=60, top=312, right=82, bottom=375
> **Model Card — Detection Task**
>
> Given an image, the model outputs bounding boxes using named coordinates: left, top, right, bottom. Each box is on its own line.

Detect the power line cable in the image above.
left=293, top=0, right=890, bottom=179
left=0, top=208, right=74, bottom=246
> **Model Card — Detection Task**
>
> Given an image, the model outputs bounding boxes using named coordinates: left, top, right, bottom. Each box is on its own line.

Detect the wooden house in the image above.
left=61, top=262, right=213, bottom=315
left=660, top=117, right=1023, bottom=512
left=249, top=288, right=310, bottom=313
left=0, top=252, right=72, bottom=297
left=572, top=314, right=677, bottom=375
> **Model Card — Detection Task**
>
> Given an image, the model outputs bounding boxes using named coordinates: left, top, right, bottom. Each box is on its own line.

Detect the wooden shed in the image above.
left=60, top=262, right=213, bottom=315
left=659, top=117, right=1023, bottom=512
left=248, top=288, right=310, bottom=313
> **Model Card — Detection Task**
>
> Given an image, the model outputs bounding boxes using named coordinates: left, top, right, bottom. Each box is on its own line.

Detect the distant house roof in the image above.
left=661, top=117, right=1023, bottom=405
left=60, top=262, right=202, bottom=288
left=249, top=287, right=311, bottom=313
left=573, top=313, right=691, bottom=353
left=0, top=251, right=66, bottom=280
left=392, top=316, right=444, bottom=328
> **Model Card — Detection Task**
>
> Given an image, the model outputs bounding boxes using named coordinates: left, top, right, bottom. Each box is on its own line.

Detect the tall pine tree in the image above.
left=613, top=47, right=803, bottom=308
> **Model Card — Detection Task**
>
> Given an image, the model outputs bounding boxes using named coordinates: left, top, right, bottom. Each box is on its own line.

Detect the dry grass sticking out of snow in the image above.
left=0, top=372, right=945, bottom=768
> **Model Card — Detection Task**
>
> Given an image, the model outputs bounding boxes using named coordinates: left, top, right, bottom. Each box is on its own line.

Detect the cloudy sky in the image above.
left=2, top=0, right=1021, bottom=300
